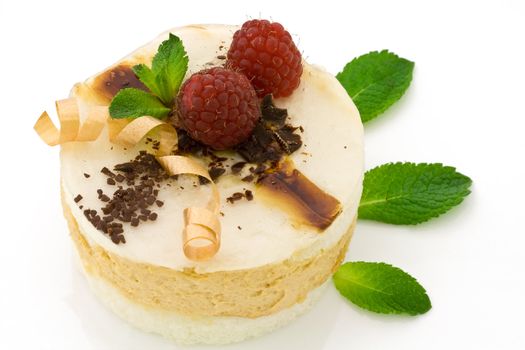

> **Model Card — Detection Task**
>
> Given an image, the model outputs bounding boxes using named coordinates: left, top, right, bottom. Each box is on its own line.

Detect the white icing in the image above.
left=60, top=24, right=364, bottom=273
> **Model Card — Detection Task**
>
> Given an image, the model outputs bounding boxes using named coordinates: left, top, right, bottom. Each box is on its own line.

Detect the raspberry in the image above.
left=227, top=19, right=303, bottom=98
left=177, top=67, right=260, bottom=150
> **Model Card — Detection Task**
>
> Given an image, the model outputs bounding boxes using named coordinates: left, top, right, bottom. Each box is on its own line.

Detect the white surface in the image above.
left=60, top=24, right=363, bottom=272
left=1, top=0, right=524, bottom=349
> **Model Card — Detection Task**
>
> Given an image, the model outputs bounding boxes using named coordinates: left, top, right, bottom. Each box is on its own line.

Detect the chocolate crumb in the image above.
left=245, top=190, right=254, bottom=201
left=113, top=162, right=134, bottom=172
left=235, top=95, right=302, bottom=170
left=115, top=174, right=125, bottom=183
left=74, top=194, right=83, bottom=203
left=209, top=166, right=226, bottom=181
left=254, top=164, right=267, bottom=174
left=83, top=151, right=174, bottom=244
left=242, top=174, right=255, bottom=182
left=231, top=162, right=246, bottom=174
left=101, top=167, right=115, bottom=178
left=227, top=192, right=245, bottom=204
left=83, top=173, right=91, bottom=178
left=237, top=226, right=242, bottom=230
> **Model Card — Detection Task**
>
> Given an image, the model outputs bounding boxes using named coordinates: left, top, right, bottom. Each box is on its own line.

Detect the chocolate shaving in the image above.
left=82, top=151, right=173, bottom=244
left=231, top=162, right=246, bottom=174
left=242, top=174, right=254, bottom=182
left=235, top=95, right=302, bottom=166
left=226, top=191, right=245, bottom=204
left=209, top=166, right=226, bottom=181
left=260, top=94, right=287, bottom=126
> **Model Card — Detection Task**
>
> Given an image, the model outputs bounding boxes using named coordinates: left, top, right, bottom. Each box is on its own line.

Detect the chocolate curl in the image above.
left=157, top=156, right=221, bottom=261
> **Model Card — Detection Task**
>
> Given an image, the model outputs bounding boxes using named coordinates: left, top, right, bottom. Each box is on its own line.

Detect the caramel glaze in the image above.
left=92, top=64, right=148, bottom=102
left=258, top=160, right=342, bottom=231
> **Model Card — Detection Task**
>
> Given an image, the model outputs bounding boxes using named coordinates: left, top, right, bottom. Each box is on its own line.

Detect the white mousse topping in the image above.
left=60, top=25, right=364, bottom=273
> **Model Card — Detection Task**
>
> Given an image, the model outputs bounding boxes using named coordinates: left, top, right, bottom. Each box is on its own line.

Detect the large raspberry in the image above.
left=227, top=19, right=303, bottom=98
left=177, top=67, right=260, bottom=150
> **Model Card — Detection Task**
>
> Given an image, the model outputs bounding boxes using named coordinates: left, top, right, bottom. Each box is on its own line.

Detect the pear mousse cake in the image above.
left=34, top=20, right=364, bottom=344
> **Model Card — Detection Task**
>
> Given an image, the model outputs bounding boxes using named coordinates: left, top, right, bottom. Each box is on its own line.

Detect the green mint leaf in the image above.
left=109, top=88, right=170, bottom=119
left=333, top=262, right=431, bottom=315
left=359, top=162, right=472, bottom=225
left=148, top=33, right=188, bottom=105
left=337, top=50, right=414, bottom=123
left=132, top=64, right=162, bottom=98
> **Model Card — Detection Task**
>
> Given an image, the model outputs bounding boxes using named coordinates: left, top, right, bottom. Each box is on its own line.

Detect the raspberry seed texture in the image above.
left=177, top=67, right=260, bottom=150
left=227, top=19, right=303, bottom=98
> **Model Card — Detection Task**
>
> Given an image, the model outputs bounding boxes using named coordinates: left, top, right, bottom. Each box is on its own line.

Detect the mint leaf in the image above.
left=109, top=88, right=170, bottom=119
left=359, top=162, right=472, bottom=224
left=333, top=262, right=431, bottom=315
left=337, top=50, right=414, bottom=123
left=147, top=33, right=188, bottom=106
left=132, top=64, right=162, bottom=98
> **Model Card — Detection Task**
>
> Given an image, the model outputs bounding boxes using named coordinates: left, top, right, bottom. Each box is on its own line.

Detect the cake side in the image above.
left=84, top=271, right=330, bottom=345
left=63, top=190, right=355, bottom=318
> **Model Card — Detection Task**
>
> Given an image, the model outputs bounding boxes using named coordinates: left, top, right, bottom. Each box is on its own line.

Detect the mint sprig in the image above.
left=109, top=33, right=188, bottom=119
left=337, top=50, right=414, bottom=123
left=109, top=88, right=170, bottom=119
left=333, top=262, right=431, bottom=315
left=359, top=162, right=472, bottom=225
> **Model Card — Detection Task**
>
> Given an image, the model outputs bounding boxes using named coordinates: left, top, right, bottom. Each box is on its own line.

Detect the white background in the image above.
left=1, top=0, right=524, bottom=349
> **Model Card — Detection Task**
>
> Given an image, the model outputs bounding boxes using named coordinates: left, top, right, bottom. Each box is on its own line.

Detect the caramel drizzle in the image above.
left=33, top=98, right=220, bottom=261
left=258, top=160, right=342, bottom=230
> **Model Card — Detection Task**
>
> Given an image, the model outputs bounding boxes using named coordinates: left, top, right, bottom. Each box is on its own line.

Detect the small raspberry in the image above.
left=227, top=19, right=303, bottom=98
left=177, top=67, right=260, bottom=150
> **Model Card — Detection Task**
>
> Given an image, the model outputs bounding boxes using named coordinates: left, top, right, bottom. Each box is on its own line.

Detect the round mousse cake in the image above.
left=59, top=24, right=364, bottom=344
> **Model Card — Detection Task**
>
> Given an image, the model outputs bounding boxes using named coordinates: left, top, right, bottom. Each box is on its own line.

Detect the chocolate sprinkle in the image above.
left=74, top=194, right=83, bottom=203
left=242, top=174, right=255, bottom=182
left=231, top=162, right=246, bottom=174
left=226, top=191, right=245, bottom=204
left=83, top=173, right=91, bottom=178
left=209, top=166, right=226, bottom=181
left=81, top=151, right=173, bottom=244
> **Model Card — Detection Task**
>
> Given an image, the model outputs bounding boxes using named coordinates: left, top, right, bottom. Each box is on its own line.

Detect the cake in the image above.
left=36, top=22, right=364, bottom=344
